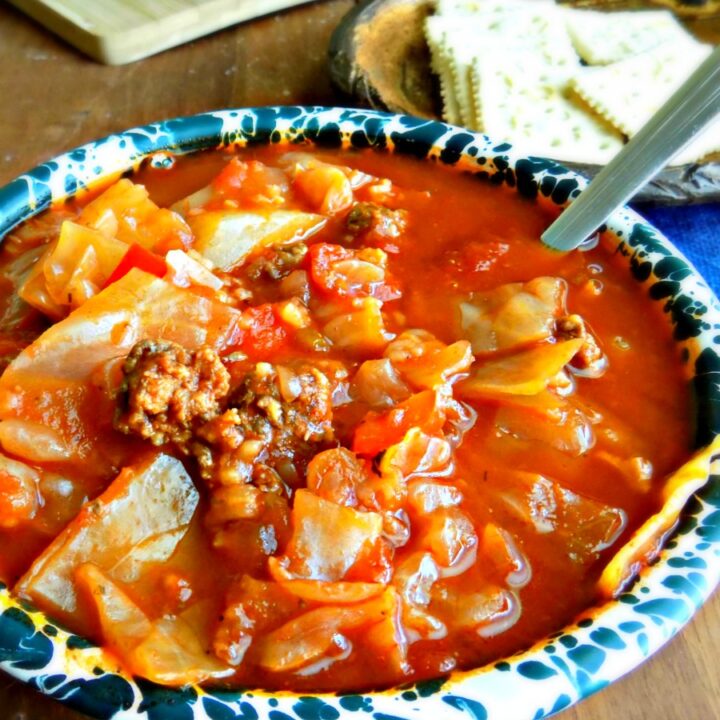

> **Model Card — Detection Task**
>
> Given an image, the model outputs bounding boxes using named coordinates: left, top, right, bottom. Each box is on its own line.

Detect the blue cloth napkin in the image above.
left=633, top=202, right=720, bottom=295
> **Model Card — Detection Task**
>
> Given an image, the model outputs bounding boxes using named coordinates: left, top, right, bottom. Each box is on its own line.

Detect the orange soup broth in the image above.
left=0, top=145, right=693, bottom=692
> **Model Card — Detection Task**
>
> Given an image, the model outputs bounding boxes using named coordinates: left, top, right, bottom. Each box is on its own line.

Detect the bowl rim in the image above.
left=0, top=106, right=718, bottom=720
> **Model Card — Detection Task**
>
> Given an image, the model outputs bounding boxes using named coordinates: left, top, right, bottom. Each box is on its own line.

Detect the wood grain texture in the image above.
left=0, top=2, right=718, bottom=717
left=9, top=0, right=317, bottom=64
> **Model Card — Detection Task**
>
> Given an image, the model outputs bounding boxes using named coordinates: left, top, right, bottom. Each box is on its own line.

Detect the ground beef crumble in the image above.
left=246, top=242, right=308, bottom=281
left=556, top=314, right=607, bottom=378
left=114, top=340, right=231, bottom=446
left=191, top=362, right=335, bottom=487
left=115, top=341, right=335, bottom=494
left=346, top=202, right=407, bottom=240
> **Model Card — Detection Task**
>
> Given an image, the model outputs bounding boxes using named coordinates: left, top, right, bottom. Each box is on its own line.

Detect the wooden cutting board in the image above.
left=9, top=0, right=317, bottom=65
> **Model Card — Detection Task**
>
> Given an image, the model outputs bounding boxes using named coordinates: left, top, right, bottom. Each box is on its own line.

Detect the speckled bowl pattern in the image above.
left=0, top=107, right=718, bottom=720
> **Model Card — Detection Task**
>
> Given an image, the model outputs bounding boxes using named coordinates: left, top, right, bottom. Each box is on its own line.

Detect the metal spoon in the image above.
left=541, top=44, right=720, bottom=252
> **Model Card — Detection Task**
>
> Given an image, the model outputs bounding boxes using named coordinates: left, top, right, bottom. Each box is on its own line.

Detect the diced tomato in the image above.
left=308, top=243, right=400, bottom=302
left=352, top=390, right=447, bottom=456
left=0, top=469, right=38, bottom=528
left=309, top=243, right=350, bottom=297
left=211, top=159, right=289, bottom=208
left=103, top=244, right=167, bottom=288
left=240, top=304, right=290, bottom=360
left=213, top=157, right=248, bottom=195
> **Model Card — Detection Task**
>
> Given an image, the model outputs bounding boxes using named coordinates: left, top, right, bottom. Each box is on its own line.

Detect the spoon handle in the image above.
left=541, top=44, right=720, bottom=252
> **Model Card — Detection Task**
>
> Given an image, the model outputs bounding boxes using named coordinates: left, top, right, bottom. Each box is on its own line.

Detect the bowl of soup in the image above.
left=0, top=107, right=717, bottom=720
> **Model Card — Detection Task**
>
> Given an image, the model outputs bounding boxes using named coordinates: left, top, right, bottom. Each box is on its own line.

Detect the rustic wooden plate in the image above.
left=328, top=0, right=720, bottom=204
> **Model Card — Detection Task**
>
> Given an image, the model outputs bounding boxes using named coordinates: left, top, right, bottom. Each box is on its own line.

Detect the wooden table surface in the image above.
left=0, top=1, right=718, bottom=718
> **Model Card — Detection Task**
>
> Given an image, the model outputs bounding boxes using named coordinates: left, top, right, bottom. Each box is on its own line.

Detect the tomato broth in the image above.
left=0, top=146, right=692, bottom=691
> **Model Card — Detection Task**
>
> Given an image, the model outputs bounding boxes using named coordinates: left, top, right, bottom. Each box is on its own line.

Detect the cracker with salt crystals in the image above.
left=434, top=1, right=579, bottom=132
left=425, top=17, right=462, bottom=126
left=447, top=43, right=480, bottom=129
left=434, top=0, right=556, bottom=15
left=564, top=8, right=691, bottom=65
left=570, top=39, right=720, bottom=163
left=473, top=51, right=624, bottom=164
left=425, top=16, right=481, bottom=128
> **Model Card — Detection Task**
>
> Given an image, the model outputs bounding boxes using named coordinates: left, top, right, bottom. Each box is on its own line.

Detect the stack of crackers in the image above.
left=425, top=0, right=719, bottom=165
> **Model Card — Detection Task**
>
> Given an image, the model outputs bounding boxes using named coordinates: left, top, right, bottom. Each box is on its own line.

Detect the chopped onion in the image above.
left=165, top=249, right=223, bottom=291
left=476, top=590, right=522, bottom=639
left=0, top=419, right=74, bottom=462
left=438, top=545, right=478, bottom=579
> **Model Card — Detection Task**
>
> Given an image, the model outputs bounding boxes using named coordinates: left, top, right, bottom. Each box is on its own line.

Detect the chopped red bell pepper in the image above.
left=212, top=157, right=248, bottom=195
left=104, top=243, right=167, bottom=288
left=308, top=243, right=350, bottom=296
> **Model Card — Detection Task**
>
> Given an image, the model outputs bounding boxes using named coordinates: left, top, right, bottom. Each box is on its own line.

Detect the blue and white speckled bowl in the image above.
left=0, top=107, right=718, bottom=720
